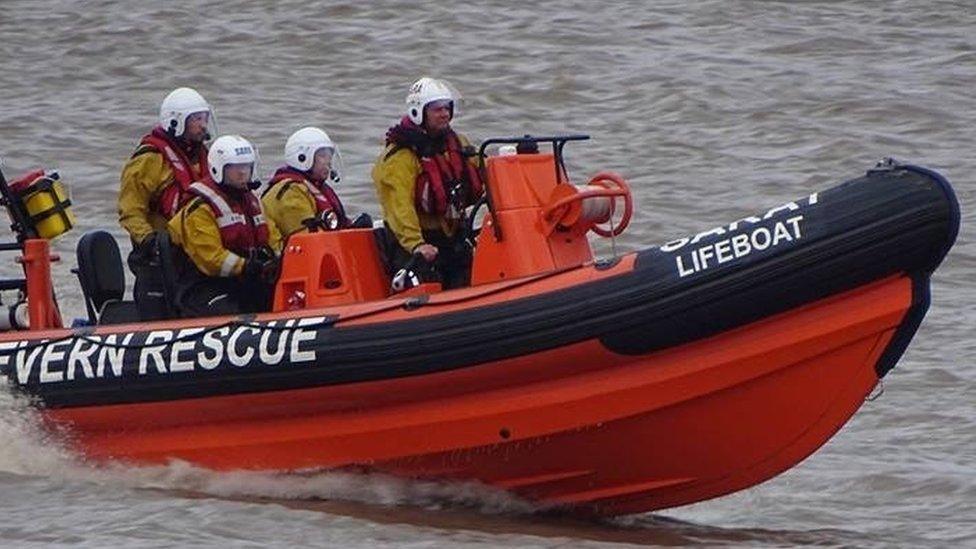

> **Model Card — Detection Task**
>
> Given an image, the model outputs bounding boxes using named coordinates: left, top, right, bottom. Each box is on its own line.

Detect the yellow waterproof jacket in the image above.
left=167, top=197, right=282, bottom=278
left=118, top=151, right=175, bottom=245
left=261, top=179, right=318, bottom=237
left=371, top=133, right=475, bottom=252
left=118, top=144, right=206, bottom=245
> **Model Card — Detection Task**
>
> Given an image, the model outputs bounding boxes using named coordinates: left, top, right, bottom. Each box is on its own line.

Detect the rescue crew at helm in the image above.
left=167, top=135, right=282, bottom=318
left=118, top=87, right=213, bottom=319
left=371, top=77, right=484, bottom=289
left=262, top=127, right=352, bottom=236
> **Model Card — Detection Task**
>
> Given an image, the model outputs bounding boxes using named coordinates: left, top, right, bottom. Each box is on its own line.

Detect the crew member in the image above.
left=371, top=77, right=483, bottom=289
left=262, top=127, right=351, bottom=235
left=118, top=87, right=214, bottom=318
left=168, top=135, right=282, bottom=318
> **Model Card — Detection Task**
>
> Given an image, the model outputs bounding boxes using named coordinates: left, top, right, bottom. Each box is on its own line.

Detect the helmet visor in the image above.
left=313, top=146, right=335, bottom=162
left=183, top=107, right=216, bottom=142
left=426, top=99, right=453, bottom=111
left=222, top=162, right=255, bottom=186
left=313, top=146, right=343, bottom=183
left=438, top=79, right=463, bottom=119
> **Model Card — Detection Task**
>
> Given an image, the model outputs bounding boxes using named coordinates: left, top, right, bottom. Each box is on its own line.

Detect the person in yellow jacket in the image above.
left=118, top=87, right=214, bottom=319
left=371, top=77, right=484, bottom=289
left=168, top=135, right=282, bottom=318
left=263, top=127, right=354, bottom=236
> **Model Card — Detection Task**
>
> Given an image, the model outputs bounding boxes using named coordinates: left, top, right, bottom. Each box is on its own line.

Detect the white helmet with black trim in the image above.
left=158, top=87, right=214, bottom=138
left=405, top=77, right=461, bottom=126
left=208, top=134, right=258, bottom=185
left=284, top=127, right=342, bottom=182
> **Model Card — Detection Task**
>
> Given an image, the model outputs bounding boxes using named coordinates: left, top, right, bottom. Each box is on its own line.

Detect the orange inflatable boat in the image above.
left=0, top=136, right=959, bottom=516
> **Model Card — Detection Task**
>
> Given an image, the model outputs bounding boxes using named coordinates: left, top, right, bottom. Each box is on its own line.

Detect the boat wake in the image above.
left=0, top=382, right=883, bottom=546
left=0, top=379, right=537, bottom=516
left=110, top=461, right=541, bottom=516
left=0, top=384, right=78, bottom=477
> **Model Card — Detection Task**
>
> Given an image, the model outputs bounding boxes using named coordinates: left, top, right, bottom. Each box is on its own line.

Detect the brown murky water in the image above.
left=0, top=1, right=973, bottom=546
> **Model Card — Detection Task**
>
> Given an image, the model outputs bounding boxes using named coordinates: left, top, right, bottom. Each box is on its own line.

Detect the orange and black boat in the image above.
left=0, top=135, right=960, bottom=516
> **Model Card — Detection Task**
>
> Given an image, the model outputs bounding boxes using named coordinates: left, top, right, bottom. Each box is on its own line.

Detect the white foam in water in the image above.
left=0, top=379, right=539, bottom=516
left=121, top=461, right=541, bottom=515
left=0, top=383, right=79, bottom=476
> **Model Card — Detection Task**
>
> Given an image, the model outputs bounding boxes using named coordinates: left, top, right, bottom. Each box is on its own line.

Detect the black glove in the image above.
left=350, top=212, right=373, bottom=229
left=136, top=233, right=158, bottom=256
left=131, top=233, right=161, bottom=267
left=243, top=247, right=279, bottom=284
left=390, top=253, right=437, bottom=293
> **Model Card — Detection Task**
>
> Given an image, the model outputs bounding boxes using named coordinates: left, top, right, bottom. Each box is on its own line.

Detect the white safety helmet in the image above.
left=405, top=77, right=461, bottom=126
left=208, top=135, right=258, bottom=185
left=158, top=87, right=214, bottom=138
left=284, top=127, right=340, bottom=180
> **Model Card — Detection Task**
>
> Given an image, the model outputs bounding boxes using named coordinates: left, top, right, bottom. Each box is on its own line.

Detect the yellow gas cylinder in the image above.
left=11, top=170, right=75, bottom=239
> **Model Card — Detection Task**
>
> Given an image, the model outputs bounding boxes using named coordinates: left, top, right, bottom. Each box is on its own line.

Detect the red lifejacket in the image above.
left=414, top=130, right=484, bottom=217
left=138, top=127, right=209, bottom=218
left=267, top=167, right=349, bottom=227
left=187, top=178, right=270, bottom=257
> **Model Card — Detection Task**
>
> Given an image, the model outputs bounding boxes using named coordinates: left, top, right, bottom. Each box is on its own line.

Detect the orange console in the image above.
left=272, top=137, right=632, bottom=309
left=273, top=229, right=390, bottom=311
left=472, top=146, right=631, bottom=285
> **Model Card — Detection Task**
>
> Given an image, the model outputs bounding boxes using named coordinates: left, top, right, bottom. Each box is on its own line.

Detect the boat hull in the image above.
left=0, top=162, right=957, bottom=515
left=45, top=275, right=910, bottom=514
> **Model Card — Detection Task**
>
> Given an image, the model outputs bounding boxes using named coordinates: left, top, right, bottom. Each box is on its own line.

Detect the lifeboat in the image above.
left=0, top=136, right=959, bottom=516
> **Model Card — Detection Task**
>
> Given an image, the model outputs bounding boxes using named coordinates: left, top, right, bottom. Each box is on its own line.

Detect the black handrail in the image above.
left=476, top=134, right=590, bottom=241
left=0, top=279, right=26, bottom=291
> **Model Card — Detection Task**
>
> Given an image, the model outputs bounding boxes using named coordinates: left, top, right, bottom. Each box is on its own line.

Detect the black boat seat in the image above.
left=156, top=230, right=181, bottom=318
left=75, top=230, right=139, bottom=325
left=98, top=299, right=140, bottom=325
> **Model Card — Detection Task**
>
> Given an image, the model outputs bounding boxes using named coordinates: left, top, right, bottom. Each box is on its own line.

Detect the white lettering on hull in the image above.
left=1, top=316, right=328, bottom=386
left=660, top=192, right=819, bottom=278
left=673, top=215, right=804, bottom=278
